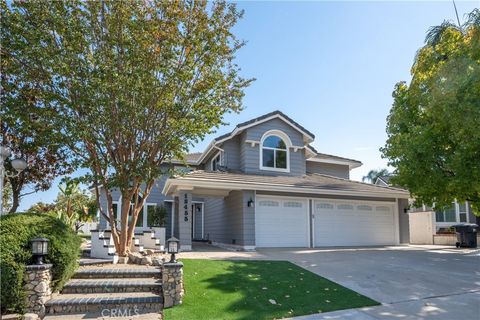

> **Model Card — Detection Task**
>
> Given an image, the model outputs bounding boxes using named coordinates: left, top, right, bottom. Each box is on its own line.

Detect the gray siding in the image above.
left=306, top=162, right=350, bottom=179
left=203, top=190, right=254, bottom=246
left=97, top=173, right=174, bottom=231
left=222, top=135, right=241, bottom=171
left=240, top=118, right=306, bottom=176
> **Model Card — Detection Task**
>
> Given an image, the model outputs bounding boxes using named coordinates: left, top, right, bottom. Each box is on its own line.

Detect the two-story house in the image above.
left=97, top=110, right=410, bottom=251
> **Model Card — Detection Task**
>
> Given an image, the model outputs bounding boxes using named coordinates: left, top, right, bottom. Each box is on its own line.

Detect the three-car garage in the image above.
left=255, top=196, right=398, bottom=248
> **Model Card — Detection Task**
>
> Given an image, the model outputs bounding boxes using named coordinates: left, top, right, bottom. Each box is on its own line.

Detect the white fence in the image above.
left=408, top=211, right=435, bottom=244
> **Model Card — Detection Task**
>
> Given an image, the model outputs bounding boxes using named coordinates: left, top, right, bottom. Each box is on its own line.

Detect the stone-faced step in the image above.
left=73, top=267, right=161, bottom=279
left=62, top=278, right=162, bottom=294
left=45, top=292, right=163, bottom=315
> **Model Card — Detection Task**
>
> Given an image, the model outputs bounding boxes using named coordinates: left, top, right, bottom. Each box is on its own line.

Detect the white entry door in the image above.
left=313, top=200, right=396, bottom=246
left=255, top=197, right=309, bottom=247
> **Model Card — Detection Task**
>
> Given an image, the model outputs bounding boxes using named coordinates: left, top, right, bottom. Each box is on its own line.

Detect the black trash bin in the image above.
left=452, top=224, right=478, bottom=248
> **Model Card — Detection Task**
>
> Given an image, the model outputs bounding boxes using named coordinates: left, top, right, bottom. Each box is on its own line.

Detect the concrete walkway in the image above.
left=180, top=243, right=480, bottom=320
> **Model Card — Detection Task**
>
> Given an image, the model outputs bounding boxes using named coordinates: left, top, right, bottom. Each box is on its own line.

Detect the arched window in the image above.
left=260, top=132, right=290, bottom=171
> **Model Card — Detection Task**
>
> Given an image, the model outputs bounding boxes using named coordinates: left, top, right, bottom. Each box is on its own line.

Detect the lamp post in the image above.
left=0, top=146, right=27, bottom=216
left=167, top=237, right=180, bottom=263
left=31, top=237, right=49, bottom=265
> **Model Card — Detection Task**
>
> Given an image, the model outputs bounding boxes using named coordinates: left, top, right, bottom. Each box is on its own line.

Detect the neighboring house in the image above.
left=375, top=175, right=393, bottom=187
left=375, top=176, right=476, bottom=230
left=97, top=110, right=411, bottom=250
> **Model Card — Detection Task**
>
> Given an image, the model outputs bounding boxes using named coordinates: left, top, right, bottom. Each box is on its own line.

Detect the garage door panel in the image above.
left=256, top=197, right=309, bottom=247
left=314, top=200, right=396, bottom=247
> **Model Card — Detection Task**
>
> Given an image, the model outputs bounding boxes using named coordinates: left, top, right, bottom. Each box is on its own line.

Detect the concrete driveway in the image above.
left=180, top=244, right=480, bottom=319
left=258, top=246, right=480, bottom=320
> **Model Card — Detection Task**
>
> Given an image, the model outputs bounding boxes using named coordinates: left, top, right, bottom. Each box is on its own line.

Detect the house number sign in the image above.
left=184, top=194, right=189, bottom=222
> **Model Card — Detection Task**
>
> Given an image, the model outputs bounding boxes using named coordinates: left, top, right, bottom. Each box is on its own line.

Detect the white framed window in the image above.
left=337, top=204, right=354, bottom=210
left=357, top=205, right=373, bottom=211
left=210, top=152, right=223, bottom=171
left=435, top=203, right=456, bottom=222
left=458, top=202, right=468, bottom=222
left=317, top=203, right=334, bottom=210
left=259, top=200, right=279, bottom=207
left=284, top=201, right=303, bottom=208
left=435, top=201, right=469, bottom=223
left=260, top=130, right=291, bottom=172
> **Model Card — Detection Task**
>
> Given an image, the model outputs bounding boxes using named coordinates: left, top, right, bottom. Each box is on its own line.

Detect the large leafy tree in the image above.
left=2, top=1, right=252, bottom=256
left=381, top=9, right=480, bottom=213
left=1, top=5, right=74, bottom=213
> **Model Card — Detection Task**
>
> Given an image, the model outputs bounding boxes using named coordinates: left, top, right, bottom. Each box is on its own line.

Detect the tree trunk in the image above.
left=117, top=196, right=131, bottom=257
left=8, top=180, right=21, bottom=214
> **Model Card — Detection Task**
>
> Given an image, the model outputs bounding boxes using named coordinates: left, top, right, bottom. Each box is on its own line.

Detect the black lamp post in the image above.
left=167, top=237, right=180, bottom=263
left=31, top=238, right=49, bottom=265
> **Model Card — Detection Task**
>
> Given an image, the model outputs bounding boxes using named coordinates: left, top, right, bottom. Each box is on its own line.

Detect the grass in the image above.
left=163, top=259, right=379, bottom=320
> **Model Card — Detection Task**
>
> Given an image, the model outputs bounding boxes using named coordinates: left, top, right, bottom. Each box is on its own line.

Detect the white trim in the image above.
left=163, top=177, right=410, bottom=198
left=259, top=130, right=291, bottom=173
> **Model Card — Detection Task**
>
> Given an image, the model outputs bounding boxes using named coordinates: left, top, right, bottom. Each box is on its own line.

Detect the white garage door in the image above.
left=314, top=200, right=396, bottom=246
left=256, top=197, right=309, bottom=247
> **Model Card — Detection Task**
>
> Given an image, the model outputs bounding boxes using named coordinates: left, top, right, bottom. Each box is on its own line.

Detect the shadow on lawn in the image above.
left=199, top=260, right=378, bottom=320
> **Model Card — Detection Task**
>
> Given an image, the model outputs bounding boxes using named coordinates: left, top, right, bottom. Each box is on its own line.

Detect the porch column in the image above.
left=177, top=190, right=192, bottom=251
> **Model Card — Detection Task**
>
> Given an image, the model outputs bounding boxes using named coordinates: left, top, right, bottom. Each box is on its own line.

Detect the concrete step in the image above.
left=62, top=278, right=162, bottom=294
left=73, top=267, right=161, bottom=279
left=45, top=292, right=162, bottom=315
left=78, top=258, right=114, bottom=266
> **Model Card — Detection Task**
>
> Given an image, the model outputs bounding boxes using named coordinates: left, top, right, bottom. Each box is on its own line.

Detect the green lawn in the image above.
left=163, top=259, right=379, bottom=320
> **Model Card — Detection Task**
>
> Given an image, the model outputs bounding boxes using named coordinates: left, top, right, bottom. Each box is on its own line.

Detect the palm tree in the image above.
left=425, top=8, right=479, bottom=47
left=362, top=169, right=390, bottom=184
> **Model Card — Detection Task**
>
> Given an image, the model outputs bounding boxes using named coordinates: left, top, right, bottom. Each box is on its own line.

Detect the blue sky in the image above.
left=18, top=1, right=479, bottom=211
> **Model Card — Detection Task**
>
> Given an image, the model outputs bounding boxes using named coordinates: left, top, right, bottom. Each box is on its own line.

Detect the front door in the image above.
left=191, top=203, right=204, bottom=240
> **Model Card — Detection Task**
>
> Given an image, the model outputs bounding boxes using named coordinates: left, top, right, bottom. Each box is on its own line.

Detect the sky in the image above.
left=18, top=0, right=479, bottom=211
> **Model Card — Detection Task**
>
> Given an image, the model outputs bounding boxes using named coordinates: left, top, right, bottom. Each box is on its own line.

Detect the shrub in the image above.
left=147, top=205, right=167, bottom=227
left=0, top=212, right=82, bottom=314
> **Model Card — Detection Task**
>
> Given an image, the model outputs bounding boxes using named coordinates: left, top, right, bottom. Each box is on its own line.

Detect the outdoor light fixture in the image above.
left=31, top=238, right=49, bottom=265
left=247, top=198, right=254, bottom=208
left=0, top=145, right=28, bottom=216
left=167, top=237, right=180, bottom=263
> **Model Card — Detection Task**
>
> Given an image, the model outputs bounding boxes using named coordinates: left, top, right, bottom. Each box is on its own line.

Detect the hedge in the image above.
left=0, top=212, right=82, bottom=314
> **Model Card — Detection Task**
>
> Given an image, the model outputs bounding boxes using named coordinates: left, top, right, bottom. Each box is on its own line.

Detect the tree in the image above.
left=2, top=180, right=12, bottom=213
left=2, top=1, right=252, bottom=256
left=55, top=178, right=97, bottom=232
left=1, top=1, right=75, bottom=213
left=362, top=169, right=390, bottom=184
left=381, top=9, right=480, bottom=213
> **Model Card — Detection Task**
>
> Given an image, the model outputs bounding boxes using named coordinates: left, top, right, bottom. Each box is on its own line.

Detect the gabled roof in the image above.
left=213, top=110, right=315, bottom=142
left=196, top=110, right=316, bottom=164
left=305, top=148, right=362, bottom=169
left=163, top=170, right=409, bottom=198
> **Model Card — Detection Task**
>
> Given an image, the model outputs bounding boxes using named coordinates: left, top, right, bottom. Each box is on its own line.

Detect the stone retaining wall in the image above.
left=23, top=264, right=52, bottom=317
left=162, top=262, right=184, bottom=308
